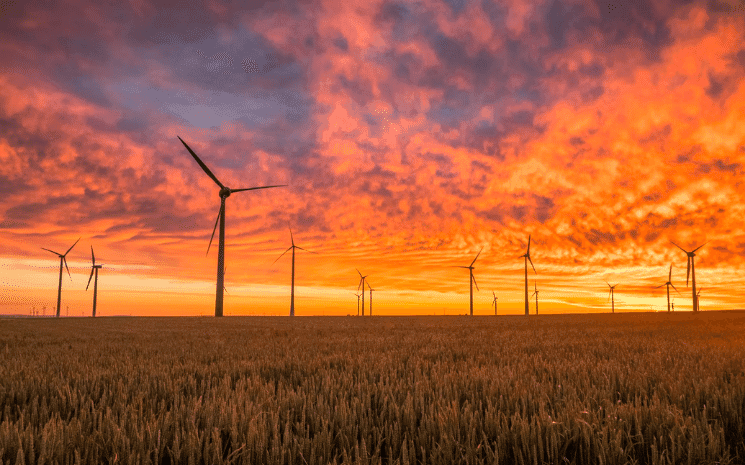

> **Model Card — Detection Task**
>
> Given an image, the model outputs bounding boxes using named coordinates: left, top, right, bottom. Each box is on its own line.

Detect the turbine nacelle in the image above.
left=219, top=187, right=232, bottom=198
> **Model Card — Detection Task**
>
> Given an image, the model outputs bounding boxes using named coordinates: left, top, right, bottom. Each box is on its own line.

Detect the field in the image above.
left=2, top=312, right=745, bottom=464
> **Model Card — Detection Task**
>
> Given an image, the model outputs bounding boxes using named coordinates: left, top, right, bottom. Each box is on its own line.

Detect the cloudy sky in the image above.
left=1, top=0, right=744, bottom=316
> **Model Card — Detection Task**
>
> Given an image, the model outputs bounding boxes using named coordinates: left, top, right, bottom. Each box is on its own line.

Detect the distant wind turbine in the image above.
left=367, top=282, right=375, bottom=316
left=454, top=247, right=482, bottom=316
left=671, top=241, right=708, bottom=312
left=42, top=237, right=80, bottom=318
left=273, top=228, right=316, bottom=317
left=178, top=136, right=286, bottom=317
left=521, top=236, right=536, bottom=316
left=492, top=291, right=498, bottom=315
left=696, top=288, right=703, bottom=311
left=86, top=246, right=103, bottom=317
left=655, top=264, right=679, bottom=313
left=531, top=282, right=540, bottom=315
left=606, top=281, right=618, bottom=313
left=354, top=292, right=361, bottom=316
left=357, top=269, right=368, bottom=316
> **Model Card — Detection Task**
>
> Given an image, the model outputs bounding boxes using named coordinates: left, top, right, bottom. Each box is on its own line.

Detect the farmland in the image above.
left=2, top=312, right=745, bottom=464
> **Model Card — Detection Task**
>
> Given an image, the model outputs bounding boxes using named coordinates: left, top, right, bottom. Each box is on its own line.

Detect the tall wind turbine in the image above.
left=655, top=264, right=679, bottom=313
left=178, top=136, right=285, bottom=317
left=273, top=228, right=315, bottom=317
left=606, top=281, right=618, bottom=313
left=531, top=282, right=540, bottom=315
left=86, top=246, right=103, bottom=317
left=521, top=236, right=536, bottom=316
left=455, top=247, right=482, bottom=316
left=492, top=291, right=498, bottom=315
left=671, top=241, right=708, bottom=312
left=42, top=237, right=80, bottom=318
left=357, top=269, right=368, bottom=316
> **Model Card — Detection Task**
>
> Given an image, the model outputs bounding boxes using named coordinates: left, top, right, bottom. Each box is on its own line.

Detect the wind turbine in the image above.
left=178, top=136, right=286, bottom=317
left=354, top=292, right=361, bottom=316
left=531, top=282, right=540, bottom=315
left=273, top=228, right=315, bottom=317
left=521, top=236, right=536, bottom=316
left=655, top=264, right=679, bottom=313
left=42, top=237, right=80, bottom=318
left=367, top=282, right=375, bottom=316
left=357, top=270, right=368, bottom=316
left=86, top=246, right=103, bottom=317
left=671, top=241, right=708, bottom=312
left=606, top=281, right=618, bottom=313
left=492, top=291, right=498, bottom=315
left=454, top=247, right=482, bottom=316
left=696, top=288, right=703, bottom=311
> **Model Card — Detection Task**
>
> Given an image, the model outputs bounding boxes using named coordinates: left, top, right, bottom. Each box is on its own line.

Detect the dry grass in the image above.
left=1, top=312, right=744, bottom=464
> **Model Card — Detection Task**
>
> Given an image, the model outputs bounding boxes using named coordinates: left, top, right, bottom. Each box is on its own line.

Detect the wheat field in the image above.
left=1, top=312, right=744, bottom=464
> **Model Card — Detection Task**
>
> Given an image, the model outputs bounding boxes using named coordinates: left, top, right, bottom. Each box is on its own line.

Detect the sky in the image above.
left=1, top=0, right=744, bottom=316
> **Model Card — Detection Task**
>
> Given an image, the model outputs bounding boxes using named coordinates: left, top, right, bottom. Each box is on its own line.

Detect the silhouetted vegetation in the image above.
left=2, top=313, right=744, bottom=464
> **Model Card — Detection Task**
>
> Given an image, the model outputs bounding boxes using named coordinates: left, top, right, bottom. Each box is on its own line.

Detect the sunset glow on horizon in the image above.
left=1, top=0, right=744, bottom=316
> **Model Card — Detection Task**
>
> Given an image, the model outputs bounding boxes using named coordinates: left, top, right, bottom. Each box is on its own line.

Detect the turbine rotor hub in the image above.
left=219, top=187, right=232, bottom=198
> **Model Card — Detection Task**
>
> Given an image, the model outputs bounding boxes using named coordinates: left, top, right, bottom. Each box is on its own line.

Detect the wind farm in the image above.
left=2, top=0, right=745, bottom=463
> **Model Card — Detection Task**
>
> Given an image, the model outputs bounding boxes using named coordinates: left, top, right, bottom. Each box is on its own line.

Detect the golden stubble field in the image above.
left=1, top=312, right=745, bottom=464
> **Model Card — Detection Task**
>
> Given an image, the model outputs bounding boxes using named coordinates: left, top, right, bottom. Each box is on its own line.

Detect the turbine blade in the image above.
left=668, top=264, right=672, bottom=281
left=86, top=267, right=94, bottom=291
left=357, top=268, right=363, bottom=278
left=526, top=235, right=531, bottom=255
left=91, top=246, right=95, bottom=266
left=41, top=247, right=62, bottom=256
left=686, top=257, right=691, bottom=286
left=470, top=247, right=483, bottom=267
left=230, top=185, right=287, bottom=193
left=472, top=273, right=479, bottom=291
left=206, top=206, right=221, bottom=256
left=670, top=241, right=688, bottom=253
left=64, top=237, right=80, bottom=256
left=528, top=256, right=536, bottom=274
left=178, top=136, right=224, bottom=188
left=296, top=246, right=317, bottom=254
left=289, top=227, right=295, bottom=247
left=671, top=284, right=680, bottom=294
left=654, top=284, right=665, bottom=289
left=693, top=241, right=709, bottom=253
left=63, top=257, right=72, bottom=280
left=272, top=246, right=293, bottom=265
left=357, top=278, right=363, bottom=291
